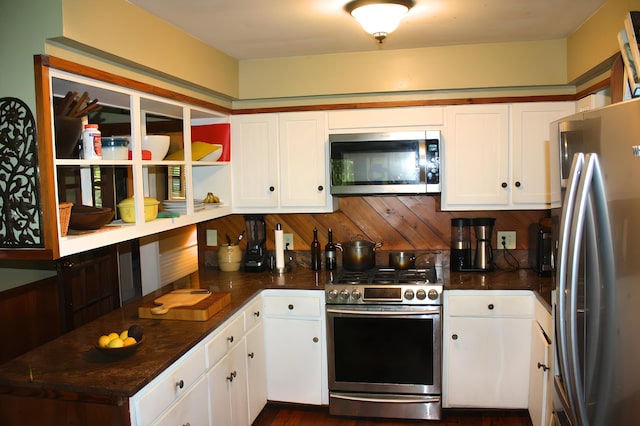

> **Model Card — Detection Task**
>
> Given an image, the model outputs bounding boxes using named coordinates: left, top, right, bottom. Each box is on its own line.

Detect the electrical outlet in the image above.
left=283, top=233, right=294, bottom=250
left=206, top=229, right=218, bottom=247
left=497, top=231, right=516, bottom=250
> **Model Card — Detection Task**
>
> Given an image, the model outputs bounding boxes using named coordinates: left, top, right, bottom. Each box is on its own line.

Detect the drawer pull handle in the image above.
left=318, top=185, right=324, bottom=191
left=176, top=379, right=184, bottom=389
left=452, top=334, right=458, bottom=340
left=288, top=304, right=294, bottom=310
left=227, top=335, right=234, bottom=343
left=227, top=371, right=237, bottom=382
left=254, top=311, right=260, bottom=317
left=313, top=337, right=319, bottom=343
left=269, top=186, right=275, bottom=192
left=538, top=362, right=549, bottom=372
left=248, top=352, right=255, bottom=359
left=488, top=303, right=494, bottom=310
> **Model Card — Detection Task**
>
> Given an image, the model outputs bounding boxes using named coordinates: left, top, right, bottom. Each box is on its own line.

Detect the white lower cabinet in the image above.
left=528, top=316, right=552, bottom=426
left=209, top=341, right=249, bottom=426
left=443, top=290, right=534, bottom=409
left=153, top=375, right=210, bottom=426
left=246, top=322, right=267, bottom=424
left=263, top=290, right=327, bottom=405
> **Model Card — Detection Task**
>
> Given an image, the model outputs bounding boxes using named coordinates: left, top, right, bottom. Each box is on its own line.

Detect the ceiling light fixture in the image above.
left=345, top=0, right=415, bottom=44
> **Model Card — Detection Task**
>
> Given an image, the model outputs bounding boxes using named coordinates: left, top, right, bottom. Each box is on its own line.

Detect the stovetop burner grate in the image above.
left=333, top=267, right=438, bottom=285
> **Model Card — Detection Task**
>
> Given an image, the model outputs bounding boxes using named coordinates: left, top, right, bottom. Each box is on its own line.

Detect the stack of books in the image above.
left=617, top=11, right=640, bottom=98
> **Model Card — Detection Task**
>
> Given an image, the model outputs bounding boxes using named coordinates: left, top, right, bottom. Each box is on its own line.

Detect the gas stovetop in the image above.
left=326, top=267, right=443, bottom=305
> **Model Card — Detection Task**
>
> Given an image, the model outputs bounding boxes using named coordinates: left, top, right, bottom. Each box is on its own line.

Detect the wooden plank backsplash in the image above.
left=198, top=195, right=548, bottom=252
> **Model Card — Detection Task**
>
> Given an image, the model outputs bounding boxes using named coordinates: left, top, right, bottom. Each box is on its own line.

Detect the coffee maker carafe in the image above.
left=243, top=214, right=267, bottom=272
left=473, top=217, right=495, bottom=271
left=450, top=217, right=495, bottom=272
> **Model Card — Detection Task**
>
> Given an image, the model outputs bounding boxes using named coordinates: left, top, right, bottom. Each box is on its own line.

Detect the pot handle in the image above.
left=335, top=243, right=343, bottom=251
left=374, top=242, right=383, bottom=250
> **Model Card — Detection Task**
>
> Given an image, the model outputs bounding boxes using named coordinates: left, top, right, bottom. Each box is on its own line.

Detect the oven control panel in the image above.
left=326, top=284, right=442, bottom=305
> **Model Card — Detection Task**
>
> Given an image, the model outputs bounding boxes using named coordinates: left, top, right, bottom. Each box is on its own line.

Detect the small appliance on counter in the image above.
left=529, top=218, right=553, bottom=276
left=243, top=214, right=267, bottom=272
left=450, top=217, right=496, bottom=272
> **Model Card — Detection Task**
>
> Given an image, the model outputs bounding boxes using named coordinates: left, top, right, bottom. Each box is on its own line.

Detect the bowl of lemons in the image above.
left=96, top=324, right=144, bottom=357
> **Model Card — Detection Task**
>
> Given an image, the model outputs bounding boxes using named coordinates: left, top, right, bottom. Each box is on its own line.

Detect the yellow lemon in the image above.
left=120, top=330, right=128, bottom=340
left=97, top=335, right=111, bottom=348
left=108, top=338, right=124, bottom=348
left=123, top=337, right=137, bottom=347
left=107, top=332, right=120, bottom=341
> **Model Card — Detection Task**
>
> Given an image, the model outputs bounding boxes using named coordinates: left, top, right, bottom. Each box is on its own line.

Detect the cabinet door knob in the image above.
left=227, top=335, right=234, bottom=343
left=248, top=352, right=255, bottom=359
left=313, top=337, right=319, bottom=343
left=288, top=304, right=294, bottom=310
left=269, top=186, right=275, bottom=192
left=176, top=379, right=184, bottom=389
left=488, top=303, right=494, bottom=310
left=227, top=370, right=237, bottom=382
left=254, top=311, right=260, bottom=317
left=537, top=362, right=549, bottom=372
left=501, top=182, right=508, bottom=188
left=317, top=185, right=324, bottom=191
left=452, top=334, right=458, bottom=340
left=515, top=181, right=521, bottom=188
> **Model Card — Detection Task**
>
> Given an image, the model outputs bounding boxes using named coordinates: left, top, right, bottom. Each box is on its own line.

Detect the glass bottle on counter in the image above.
left=311, top=228, right=321, bottom=271
left=325, top=228, right=336, bottom=270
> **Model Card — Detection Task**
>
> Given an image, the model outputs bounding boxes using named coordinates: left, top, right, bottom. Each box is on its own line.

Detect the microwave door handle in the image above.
left=555, top=152, right=584, bottom=426
left=418, top=140, right=427, bottom=183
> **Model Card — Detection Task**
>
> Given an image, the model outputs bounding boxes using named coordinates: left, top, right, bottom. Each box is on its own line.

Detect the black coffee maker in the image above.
left=450, top=217, right=495, bottom=272
left=243, top=214, right=267, bottom=272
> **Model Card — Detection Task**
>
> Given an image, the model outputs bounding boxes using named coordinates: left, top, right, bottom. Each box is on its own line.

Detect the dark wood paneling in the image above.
left=199, top=195, right=547, bottom=253
left=0, top=275, right=62, bottom=364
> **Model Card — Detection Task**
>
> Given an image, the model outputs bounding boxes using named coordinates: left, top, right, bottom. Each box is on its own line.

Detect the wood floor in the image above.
left=253, top=403, right=533, bottom=426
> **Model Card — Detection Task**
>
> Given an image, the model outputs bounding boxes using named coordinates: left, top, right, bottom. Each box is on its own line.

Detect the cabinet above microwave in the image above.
left=329, top=131, right=441, bottom=195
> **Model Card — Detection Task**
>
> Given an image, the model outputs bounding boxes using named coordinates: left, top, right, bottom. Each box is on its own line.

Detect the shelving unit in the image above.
left=17, top=55, right=233, bottom=260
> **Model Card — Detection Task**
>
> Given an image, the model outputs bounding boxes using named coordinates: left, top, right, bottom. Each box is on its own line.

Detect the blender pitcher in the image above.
left=243, top=215, right=267, bottom=272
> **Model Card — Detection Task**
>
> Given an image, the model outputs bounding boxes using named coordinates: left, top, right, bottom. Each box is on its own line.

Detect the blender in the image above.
left=243, top=215, right=267, bottom=272
left=450, top=218, right=472, bottom=271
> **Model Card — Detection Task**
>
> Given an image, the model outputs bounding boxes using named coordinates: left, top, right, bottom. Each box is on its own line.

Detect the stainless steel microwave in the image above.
left=329, top=130, right=441, bottom=195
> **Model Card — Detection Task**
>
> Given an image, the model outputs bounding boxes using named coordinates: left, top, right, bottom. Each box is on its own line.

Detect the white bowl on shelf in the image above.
left=141, top=135, right=170, bottom=160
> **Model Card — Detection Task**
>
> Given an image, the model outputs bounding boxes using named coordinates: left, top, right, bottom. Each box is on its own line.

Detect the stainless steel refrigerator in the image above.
left=551, top=97, right=640, bottom=425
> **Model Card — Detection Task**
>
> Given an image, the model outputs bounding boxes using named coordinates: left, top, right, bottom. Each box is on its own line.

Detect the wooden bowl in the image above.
left=69, top=205, right=114, bottom=230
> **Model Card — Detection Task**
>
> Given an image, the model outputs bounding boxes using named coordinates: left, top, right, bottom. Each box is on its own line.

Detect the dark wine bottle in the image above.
left=324, top=228, right=336, bottom=270
left=311, top=228, right=321, bottom=271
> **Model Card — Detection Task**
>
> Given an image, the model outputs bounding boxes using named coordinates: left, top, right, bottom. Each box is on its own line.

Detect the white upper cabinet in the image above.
left=231, top=111, right=336, bottom=213
left=442, top=102, right=575, bottom=210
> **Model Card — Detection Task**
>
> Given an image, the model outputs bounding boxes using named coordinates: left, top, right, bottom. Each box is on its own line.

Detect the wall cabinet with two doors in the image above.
left=2, top=55, right=233, bottom=261
left=442, top=102, right=576, bottom=210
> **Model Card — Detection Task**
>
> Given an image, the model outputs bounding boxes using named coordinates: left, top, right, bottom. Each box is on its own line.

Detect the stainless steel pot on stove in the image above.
left=336, top=239, right=383, bottom=271
left=388, top=252, right=416, bottom=269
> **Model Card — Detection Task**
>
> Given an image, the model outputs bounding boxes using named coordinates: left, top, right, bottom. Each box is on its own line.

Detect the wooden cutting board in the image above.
left=138, top=289, right=231, bottom=321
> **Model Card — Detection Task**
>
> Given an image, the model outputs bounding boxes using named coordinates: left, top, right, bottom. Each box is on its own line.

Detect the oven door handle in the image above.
left=326, top=307, right=440, bottom=316
left=331, top=393, right=441, bottom=404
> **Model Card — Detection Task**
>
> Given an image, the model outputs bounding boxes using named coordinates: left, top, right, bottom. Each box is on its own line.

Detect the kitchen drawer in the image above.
left=244, top=295, right=263, bottom=331
left=206, top=313, right=244, bottom=367
left=263, top=293, right=322, bottom=318
left=152, top=374, right=209, bottom=426
left=446, top=292, right=533, bottom=318
left=135, top=345, right=206, bottom=426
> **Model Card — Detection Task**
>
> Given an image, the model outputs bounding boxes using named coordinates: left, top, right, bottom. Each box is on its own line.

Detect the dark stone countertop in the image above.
left=0, top=266, right=552, bottom=405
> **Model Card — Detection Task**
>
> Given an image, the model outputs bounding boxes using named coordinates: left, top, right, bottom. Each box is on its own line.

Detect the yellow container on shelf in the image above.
left=117, top=197, right=159, bottom=222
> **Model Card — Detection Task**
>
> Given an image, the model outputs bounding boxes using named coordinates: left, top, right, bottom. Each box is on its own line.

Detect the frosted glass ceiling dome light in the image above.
left=345, top=0, right=415, bottom=43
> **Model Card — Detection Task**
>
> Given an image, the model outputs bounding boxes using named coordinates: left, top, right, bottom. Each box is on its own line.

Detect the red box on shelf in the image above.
left=191, top=123, right=230, bottom=162
left=128, top=150, right=152, bottom=160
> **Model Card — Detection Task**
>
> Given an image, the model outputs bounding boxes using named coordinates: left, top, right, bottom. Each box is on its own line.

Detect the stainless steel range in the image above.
left=326, top=266, right=443, bottom=421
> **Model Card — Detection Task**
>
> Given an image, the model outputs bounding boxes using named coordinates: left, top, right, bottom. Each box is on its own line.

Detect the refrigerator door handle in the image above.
left=555, top=152, right=584, bottom=425
left=566, top=153, right=616, bottom=426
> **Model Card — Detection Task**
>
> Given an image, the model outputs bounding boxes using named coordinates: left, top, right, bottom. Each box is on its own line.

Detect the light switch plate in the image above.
left=206, top=229, right=218, bottom=246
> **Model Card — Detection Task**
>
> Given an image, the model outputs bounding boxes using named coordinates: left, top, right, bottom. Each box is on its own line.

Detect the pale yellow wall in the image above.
left=568, top=0, right=640, bottom=83
left=238, top=40, right=568, bottom=101
left=57, top=0, right=239, bottom=99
